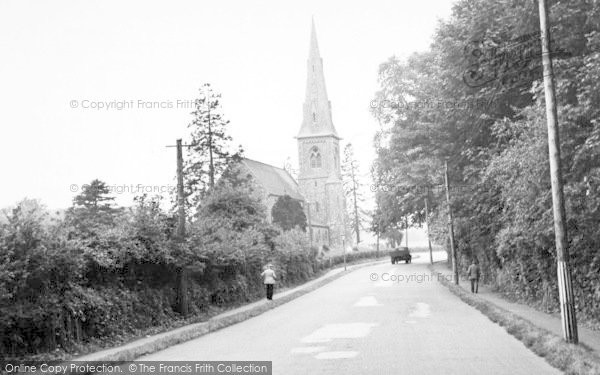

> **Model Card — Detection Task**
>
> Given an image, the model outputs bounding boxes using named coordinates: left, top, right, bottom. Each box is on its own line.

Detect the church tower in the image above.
left=297, top=20, right=347, bottom=250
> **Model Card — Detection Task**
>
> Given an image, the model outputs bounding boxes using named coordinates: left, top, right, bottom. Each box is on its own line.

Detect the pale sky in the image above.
left=0, top=0, right=453, bottom=210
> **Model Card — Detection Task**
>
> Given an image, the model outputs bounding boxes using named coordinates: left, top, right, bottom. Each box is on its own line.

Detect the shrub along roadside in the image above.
left=0, top=178, right=388, bottom=361
left=429, top=265, right=600, bottom=375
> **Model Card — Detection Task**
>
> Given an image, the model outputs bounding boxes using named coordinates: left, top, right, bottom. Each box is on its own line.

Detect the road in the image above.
left=139, top=252, right=560, bottom=374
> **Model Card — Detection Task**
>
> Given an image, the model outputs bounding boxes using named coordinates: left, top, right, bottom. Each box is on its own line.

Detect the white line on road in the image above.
left=290, top=346, right=327, bottom=354
left=315, top=351, right=358, bottom=359
left=353, top=296, right=382, bottom=307
left=301, top=323, right=379, bottom=343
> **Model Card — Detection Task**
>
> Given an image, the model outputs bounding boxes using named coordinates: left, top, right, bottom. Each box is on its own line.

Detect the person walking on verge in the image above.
left=261, top=263, right=276, bottom=300
left=467, top=259, right=481, bottom=293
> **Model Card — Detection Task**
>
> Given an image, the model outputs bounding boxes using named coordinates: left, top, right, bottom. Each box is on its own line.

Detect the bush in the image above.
left=0, top=190, right=385, bottom=360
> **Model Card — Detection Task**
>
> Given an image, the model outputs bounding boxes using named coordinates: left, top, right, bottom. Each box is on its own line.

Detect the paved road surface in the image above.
left=139, top=252, right=560, bottom=374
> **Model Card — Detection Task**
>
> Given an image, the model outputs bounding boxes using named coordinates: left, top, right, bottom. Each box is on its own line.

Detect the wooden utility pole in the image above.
left=445, top=160, right=459, bottom=285
left=537, top=0, right=578, bottom=343
left=425, top=195, right=433, bottom=265
left=342, top=232, right=347, bottom=271
left=375, top=201, right=381, bottom=260
left=166, top=139, right=192, bottom=316
left=404, top=216, right=409, bottom=248
left=376, top=231, right=380, bottom=260
left=176, top=139, right=186, bottom=239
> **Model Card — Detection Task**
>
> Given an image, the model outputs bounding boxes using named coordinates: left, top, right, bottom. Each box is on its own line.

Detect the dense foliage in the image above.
left=271, top=195, right=307, bottom=232
left=0, top=174, right=377, bottom=359
left=371, top=0, right=600, bottom=327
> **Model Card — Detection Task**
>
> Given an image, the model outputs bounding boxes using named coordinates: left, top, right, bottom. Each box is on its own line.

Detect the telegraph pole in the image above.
left=376, top=231, right=380, bottom=260
left=342, top=233, right=347, bottom=271
left=166, top=139, right=192, bottom=239
left=445, top=160, right=459, bottom=285
left=425, top=195, right=433, bottom=265
left=166, top=139, right=192, bottom=316
left=538, top=0, right=578, bottom=343
left=375, top=200, right=381, bottom=260
left=176, top=139, right=186, bottom=238
left=404, top=216, right=409, bottom=248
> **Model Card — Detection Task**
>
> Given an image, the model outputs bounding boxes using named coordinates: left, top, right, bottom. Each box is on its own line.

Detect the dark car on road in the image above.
left=391, top=247, right=412, bottom=264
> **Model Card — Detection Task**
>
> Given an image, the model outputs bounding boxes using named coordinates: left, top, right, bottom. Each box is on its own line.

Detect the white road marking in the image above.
left=315, top=351, right=358, bottom=359
left=301, top=323, right=378, bottom=343
left=291, top=346, right=326, bottom=354
left=353, top=296, right=381, bottom=307
left=405, top=320, right=417, bottom=324
left=408, top=302, right=431, bottom=318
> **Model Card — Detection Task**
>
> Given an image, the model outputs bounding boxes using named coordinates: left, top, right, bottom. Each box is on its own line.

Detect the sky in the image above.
left=0, top=0, right=454, bottom=211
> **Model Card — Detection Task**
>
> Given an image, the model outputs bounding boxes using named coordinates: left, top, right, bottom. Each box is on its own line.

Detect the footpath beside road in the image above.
left=75, top=258, right=388, bottom=362
left=431, top=261, right=600, bottom=355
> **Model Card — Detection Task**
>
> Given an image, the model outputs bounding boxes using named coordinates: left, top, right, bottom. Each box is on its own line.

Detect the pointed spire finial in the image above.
left=297, top=18, right=340, bottom=140
left=309, top=17, right=320, bottom=59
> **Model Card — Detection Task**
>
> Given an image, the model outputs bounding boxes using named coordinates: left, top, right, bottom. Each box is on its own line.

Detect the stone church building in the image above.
left=236, top=21, right=347, bottom=251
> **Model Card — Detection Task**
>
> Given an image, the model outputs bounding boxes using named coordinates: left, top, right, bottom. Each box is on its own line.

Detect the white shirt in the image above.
left=261, top=269, right=276, bottom=284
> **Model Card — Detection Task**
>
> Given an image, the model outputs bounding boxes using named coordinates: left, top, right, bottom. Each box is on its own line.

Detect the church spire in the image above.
left=297, top=19, right=340, bottom=139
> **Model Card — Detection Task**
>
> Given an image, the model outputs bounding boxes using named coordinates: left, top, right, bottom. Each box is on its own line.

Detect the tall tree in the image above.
left=184, top=83, right=242, bottom=211
left=341, top=144, right=366, bottom=245
left=66, top=179, right=119, bottom=236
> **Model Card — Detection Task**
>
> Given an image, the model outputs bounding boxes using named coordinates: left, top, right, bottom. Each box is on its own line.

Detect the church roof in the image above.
left=297, top=19, right=341, bottom=140
left=240, top=158, right=304, bottom=201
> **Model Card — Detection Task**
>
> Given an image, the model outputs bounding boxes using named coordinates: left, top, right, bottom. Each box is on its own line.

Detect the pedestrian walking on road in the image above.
left=467, top=259, right=481, bottom=293
left=261, top=263, right=277, bottom=300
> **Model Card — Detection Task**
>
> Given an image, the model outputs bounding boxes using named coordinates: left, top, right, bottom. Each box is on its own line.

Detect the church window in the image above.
left=309, top=147, right=322, bottom=168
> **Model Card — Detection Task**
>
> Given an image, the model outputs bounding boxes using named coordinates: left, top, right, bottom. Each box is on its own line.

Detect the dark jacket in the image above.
left=467, top=264, right=480, bottom=280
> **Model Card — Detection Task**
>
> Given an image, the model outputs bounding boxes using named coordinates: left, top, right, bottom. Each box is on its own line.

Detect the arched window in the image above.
left=309, top=147, right=322, bottom=168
